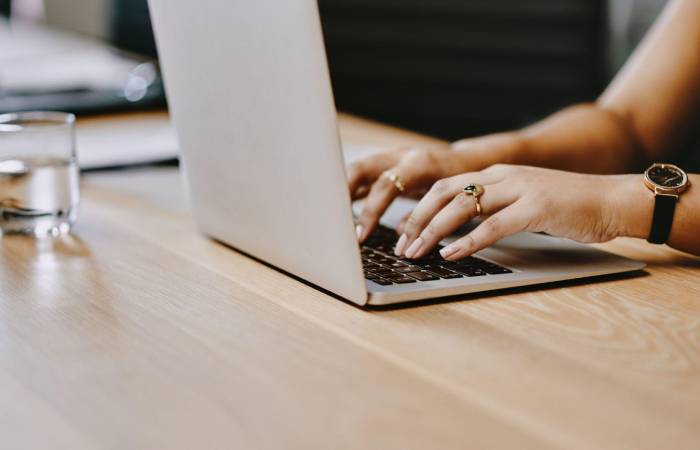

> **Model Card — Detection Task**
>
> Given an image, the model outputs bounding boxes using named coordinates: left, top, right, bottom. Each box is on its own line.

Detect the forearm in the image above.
left=452, top=0, right=700, bottom=175
left=599, top=0, right=700, bottom=160
left=612, top=174, right=700, bottom=255
left=451, top=103, right=645, bottom=174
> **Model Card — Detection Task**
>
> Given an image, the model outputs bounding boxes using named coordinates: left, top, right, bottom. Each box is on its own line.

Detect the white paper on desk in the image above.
left=77, top=119, right=381, bottom=171
left=0, top=19, right=139, bottom=92
left=76, top=114, right=179, bottom=170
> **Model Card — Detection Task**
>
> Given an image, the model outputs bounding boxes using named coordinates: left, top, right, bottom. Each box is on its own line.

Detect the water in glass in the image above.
left=0, top=155, right=79, bottom=236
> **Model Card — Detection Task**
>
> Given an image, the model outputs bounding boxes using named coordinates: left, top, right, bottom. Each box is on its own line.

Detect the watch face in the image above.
left=647, top=165, right=686, bottom=188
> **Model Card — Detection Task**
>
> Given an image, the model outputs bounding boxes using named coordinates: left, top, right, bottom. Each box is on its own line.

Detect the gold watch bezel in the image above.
left=643, top=163, right=689, bottom=197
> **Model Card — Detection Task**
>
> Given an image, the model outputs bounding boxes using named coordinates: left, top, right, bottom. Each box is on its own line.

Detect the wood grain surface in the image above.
left=1, top=112, right=699, bottom=450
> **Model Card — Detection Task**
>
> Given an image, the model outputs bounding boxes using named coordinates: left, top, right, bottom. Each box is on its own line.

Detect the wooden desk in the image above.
left=2, top=113, right=699, bottom=449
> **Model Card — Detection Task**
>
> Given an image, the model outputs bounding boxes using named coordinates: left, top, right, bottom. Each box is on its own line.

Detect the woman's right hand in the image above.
left=347, top=146, right=474, bottom=242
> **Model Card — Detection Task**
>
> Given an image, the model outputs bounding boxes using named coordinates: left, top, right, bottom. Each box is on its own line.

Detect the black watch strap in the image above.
left=647, top=194, right=677, bottom=244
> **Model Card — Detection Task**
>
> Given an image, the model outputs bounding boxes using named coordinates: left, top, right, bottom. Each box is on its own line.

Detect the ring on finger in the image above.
left=384, top=171, right=406, bottom=193
left=462, top=183, right=485, bottom=217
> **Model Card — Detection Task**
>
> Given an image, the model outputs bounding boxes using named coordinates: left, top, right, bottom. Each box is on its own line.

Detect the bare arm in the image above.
left=452, top=0, right=700, bottom=174
left=350, top=0, right=700, bottom=253
left=599, top=0, right=700, bottom=161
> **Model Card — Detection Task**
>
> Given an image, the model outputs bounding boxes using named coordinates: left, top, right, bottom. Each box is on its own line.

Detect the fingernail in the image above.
left=355, top=224, right=364, bottom=241
left=405, top=237, right=423, bottom=259
left=394, top=234, right=408, bottom=256
left=440, top=244, right=459, bottom=260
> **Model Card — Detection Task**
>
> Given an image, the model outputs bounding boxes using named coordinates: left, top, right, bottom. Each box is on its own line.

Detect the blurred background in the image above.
left=0, top=0, right=667, bottom=141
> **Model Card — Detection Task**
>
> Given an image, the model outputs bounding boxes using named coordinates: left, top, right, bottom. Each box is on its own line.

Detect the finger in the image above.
left=405, top=183, right=517, bottom=259
left=353, top=185, right=370, bottom=199
left=399, top=171, right=503, bottom=254
left=439, top=201, right=532, bottom=261
left=347, top=151, right=402, bottom=200
left=356, top=175, right=399, bottom=241
left=396, top=211, right=412, bottom=235
left=356, top=155, right=434, bottom=242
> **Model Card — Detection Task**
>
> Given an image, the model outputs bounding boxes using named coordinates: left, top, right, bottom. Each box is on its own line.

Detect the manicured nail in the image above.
left=440, top=244, right=459, bottom=260
left=405, top=237, right=423, bottom=259
left=394, top=234, right=408, bottom=256
left=355, top=224, right=364, bottom=241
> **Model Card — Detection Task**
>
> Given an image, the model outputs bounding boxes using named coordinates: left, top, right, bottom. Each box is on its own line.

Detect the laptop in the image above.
left=147, top=0, right=645, bottom=306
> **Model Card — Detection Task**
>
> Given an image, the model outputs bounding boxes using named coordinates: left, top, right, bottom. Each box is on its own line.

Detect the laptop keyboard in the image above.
left=362, top=225, right=512, bottom=286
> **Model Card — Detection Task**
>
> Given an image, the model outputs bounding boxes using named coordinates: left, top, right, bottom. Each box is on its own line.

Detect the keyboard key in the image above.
left=391, top=277, right=417, bottom=284
left=451, top=257, right=482, bottom=267
left=405, top=271, right=439, bottom=281
left=369, top=277, right=393, bottom=286
left=481, top=266, right=512, bottom=274
left=369, top=256, right=394, bottom=264
left=453, top=267, right=487, bottom=277
left=437, top=260, right=461, bottom=269
left=394, top=265, right=422, bottom=273
left=389, top=261, right=409, bottom=268
left=370, top=268, right=395, bottom=276
left=385, top=275, right=417, bottom=284
left=421, top=265, right=463, bottom=279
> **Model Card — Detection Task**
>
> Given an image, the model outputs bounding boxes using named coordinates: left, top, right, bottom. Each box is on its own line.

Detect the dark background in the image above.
left=107, top=0, right=607, bottom=141
left=319, top=0, right=606, bottom=140
left=5, top=0, right=609, bottom=141
left=7, top=1, right=694, bottom=167
left=111, top=0, right=158, bottom=57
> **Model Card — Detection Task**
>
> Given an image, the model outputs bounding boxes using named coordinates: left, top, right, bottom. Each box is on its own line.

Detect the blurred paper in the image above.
left=0, top=19, right=173, bottom=169
left=76, top=113, right=179, bottom=170
left=0, top=19, right=141, bottom=93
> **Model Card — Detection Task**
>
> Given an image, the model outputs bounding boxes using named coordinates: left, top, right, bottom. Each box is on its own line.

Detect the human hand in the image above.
left=394, top=164, right=649, bottom=260
left=347, top=146, right=473, bottom=242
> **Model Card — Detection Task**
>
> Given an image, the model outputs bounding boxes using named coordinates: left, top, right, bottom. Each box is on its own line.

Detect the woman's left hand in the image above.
left=394, top=164, right=650, bottom=261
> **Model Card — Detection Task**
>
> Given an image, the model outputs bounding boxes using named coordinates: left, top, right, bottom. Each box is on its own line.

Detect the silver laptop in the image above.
left=147, top=0, right=645, bottom=306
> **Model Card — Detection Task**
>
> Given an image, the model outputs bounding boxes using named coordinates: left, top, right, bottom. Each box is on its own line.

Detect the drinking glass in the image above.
left=0, top=111, right=80, bottom=237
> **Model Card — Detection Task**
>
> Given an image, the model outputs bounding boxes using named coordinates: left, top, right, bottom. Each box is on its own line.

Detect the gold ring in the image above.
left=462, top=183, right=485, bottom=216
left=384, top=171, right=406, bottom=193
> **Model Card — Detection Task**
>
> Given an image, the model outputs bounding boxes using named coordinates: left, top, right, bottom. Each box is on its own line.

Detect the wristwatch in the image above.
left=643, top=163, right=690, bottom=244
